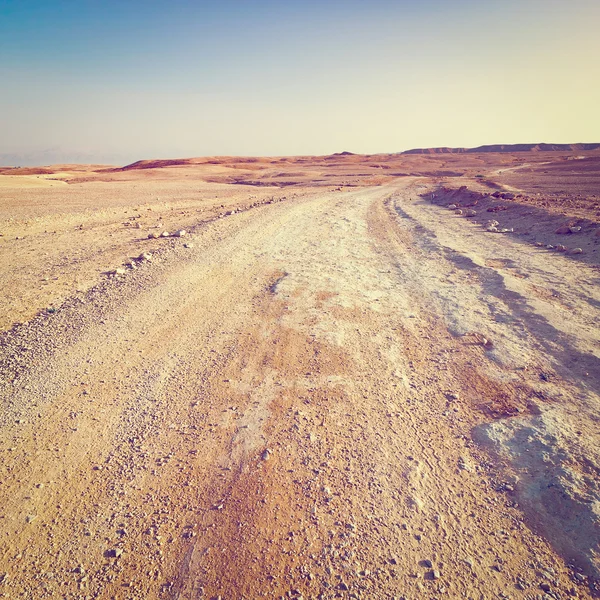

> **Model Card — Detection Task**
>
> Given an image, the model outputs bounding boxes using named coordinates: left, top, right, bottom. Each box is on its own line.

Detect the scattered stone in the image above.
left=555, top=225, right=571, bottom=234
left=138, top=252, right=152, bottom=261
left=105, top=548, right=123, bottom=558
left=556, top=245, right=567, bottom=252
left=465, top=209, right=477, bottom=217
left=261, top=449, right=272, bottom=461
left=26, top=515, right=37, bottom=523
left=447, top=204, right=458, bottom=210
left=535, top=242, right=544, bottom=247
left=455, top=209, right=463, bottom=215
left=175, top=230, right=187, bottom=237
left=569, top=226, right=582, bottom=233
left=423, top=559, right=433, bottom=568
left=540, top=583, right=551, bottom=593
left=431, top=570, right=441, bottom=579
left=337, top=581, right=349, bottom=591
left=546, top=245, right=554, bottom=249
left=446, top=392, right=459, bottom=401
left=458, top=456, right=473, bottom=472
left=183, top=242, right=194, bottom=248
left=161, top=231, right=170, bottom=238
left=148, top=232, right=160, bottom=239
left=113, top=268, right=126, bottom=275
left=570, top=248, right=583, bottom=255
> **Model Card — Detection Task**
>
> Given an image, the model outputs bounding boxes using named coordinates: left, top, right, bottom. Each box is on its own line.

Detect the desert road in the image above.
left=1, top=177, right=599, bottom=599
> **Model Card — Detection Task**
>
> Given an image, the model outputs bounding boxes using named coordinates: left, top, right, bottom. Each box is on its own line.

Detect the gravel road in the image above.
left=1, top=180, right=598, bottom=598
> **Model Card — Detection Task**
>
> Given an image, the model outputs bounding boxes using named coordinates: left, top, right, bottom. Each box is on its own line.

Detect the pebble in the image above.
left=147, top=232, right=160, bottom=239
left=183, top=242, right=194, bottom=248
left=161, top=231, right=170, bottom=238
left=138, top=252, right=152, bottom=261
left=175, top=230, right=186, bottom=237
left=465, top=209, right=477, bottom=217
left=447, top=204, right=458, bottom=210
left=570, top=248, right=583, bottom=255
left=569, top=226, right=582, bottom=233
left=261, top=449, right=272, bottom=461
left=113, top=268, right=126, bottom=275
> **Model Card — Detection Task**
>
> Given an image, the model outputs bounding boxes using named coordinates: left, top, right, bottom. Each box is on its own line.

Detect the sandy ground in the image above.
left=0, top=154, right=599, bottom=599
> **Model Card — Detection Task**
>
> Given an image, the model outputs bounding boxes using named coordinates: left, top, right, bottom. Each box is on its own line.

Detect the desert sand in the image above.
left=0, top=148, right=599, bottom=598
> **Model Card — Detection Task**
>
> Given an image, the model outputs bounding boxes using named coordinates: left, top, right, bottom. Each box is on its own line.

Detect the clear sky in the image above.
left=1, top=0, right=599, bottom=164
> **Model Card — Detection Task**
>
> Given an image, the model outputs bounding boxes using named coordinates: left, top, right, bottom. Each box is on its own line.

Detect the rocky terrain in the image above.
left=0, top=148, right=599, bottom=599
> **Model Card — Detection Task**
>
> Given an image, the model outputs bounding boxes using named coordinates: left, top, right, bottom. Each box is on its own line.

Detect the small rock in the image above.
left=148, top=232, right=160, bottom=239
left=447, top=204, right=458, bottom=210
left=183, top=242, right=194, bottom=248
left=105, top=548, right=123, bottom=558
left=486, top=220, right=499, bottom=228
left=555, top=225, right=571, bottom=234
left=569, top=226, right=582, bottom=233
left=423, top=559, right=433, bottom=568
left=261, top=449, right=272, bottom=461
left=540, top=583, right=551, bottom=592
left=26, top=515, right=37, bottom=523
left=431, top=570, right=441, bottom=579
left=175, top=230, right=186, bottom=237
left=546, top=245, right=554, bottom=249
left=138, top=252, right=153, bottom=261
left=337, top=582, right=349, bottom=591
left=113, top=268, right=126, bottom=275
left=556, top=245, right=567, bottom=252
left=465, top=209, right=477, bottom=217
left=455, top=209, right=463, bottom=215
left=570, top=248, right=583, bottom=255
left=161, top=231, right=170, bottom=238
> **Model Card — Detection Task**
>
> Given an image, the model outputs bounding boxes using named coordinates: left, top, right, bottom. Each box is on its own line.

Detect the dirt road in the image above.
left=1, top=179, right=598, bottom=598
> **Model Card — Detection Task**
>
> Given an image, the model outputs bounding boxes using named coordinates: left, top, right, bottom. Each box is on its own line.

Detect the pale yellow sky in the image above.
left=1, top=0, right=599, bottom=164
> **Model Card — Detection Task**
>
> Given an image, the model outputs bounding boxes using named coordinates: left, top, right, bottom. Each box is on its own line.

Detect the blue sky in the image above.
left=1, top=0, right=599, bottom=164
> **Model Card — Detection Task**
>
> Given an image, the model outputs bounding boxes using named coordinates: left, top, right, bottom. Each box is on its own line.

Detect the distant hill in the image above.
left=402, top=143, right=600, bottom=155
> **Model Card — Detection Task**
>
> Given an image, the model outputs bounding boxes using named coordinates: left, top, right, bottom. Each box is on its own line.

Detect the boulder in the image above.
left=555, top=225, right=571, bottom=234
